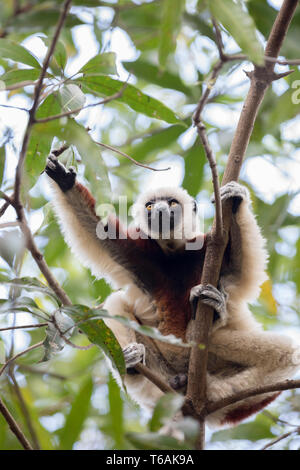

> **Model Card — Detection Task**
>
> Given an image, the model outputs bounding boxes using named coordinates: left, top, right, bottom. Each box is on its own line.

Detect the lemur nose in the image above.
left=155, top=201, right=169, bottom=213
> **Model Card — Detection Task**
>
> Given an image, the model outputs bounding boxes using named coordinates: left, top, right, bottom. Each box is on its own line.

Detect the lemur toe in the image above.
left=123, top=342, right=145, bottom=369
left=169, top=373, right=187, bottom=390
left=190, top=284, right=227, bottom=323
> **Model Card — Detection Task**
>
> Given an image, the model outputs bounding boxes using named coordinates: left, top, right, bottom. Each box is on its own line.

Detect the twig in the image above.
left=185, top=0, right=299, bottom=451
left=0, top=201, right=10, bottom=218
left=135, top=363, right=175, bottom=394
left=94, top=140, right=171, bottom=172
left=261, top=428, right=300, bottom=451
left=0, top=221, right=20, bottom=229
left=0, top=323, right=48, bottom=332
left=7, top=0, right=73, bottom=308
left=33, top=82, right=129, bottom=124
left=193, top=122, right=222, bottom=239
left=9, top=369, right=41, bottom=450
left=0, top=341, right=44, bottom=377
left=1, top=81, right=38, bottom=92
left=206, top=379, right=300, bottom=416
left=0, top=397, right=33, bottom=450
left=14, top=0, right=72, bottom=205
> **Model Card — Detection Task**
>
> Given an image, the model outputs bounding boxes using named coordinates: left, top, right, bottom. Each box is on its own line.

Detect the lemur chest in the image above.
left=135, top=250, right=204, bottom=340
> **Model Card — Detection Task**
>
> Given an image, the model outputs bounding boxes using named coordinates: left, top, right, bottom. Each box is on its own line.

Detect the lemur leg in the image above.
left=103, top=292, right=146, bottom=373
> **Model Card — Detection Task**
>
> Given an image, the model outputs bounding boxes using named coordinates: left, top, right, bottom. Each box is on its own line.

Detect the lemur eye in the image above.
left=170, top=200, right=178, bottom=207
left=146, top=203, right=152, bottom=211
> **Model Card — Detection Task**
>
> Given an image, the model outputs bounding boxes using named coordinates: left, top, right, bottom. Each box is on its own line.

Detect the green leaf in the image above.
left=107, top=373, right=124, bottom=449
left=159, top=0, right=184, bottom=70
left=0, top=297, right=48, bottom=320
left=62, top=305, right=126, bottom=376
left=126, top=431, right=190, bottom=450
left=77, top=76, right=184, bottom=125
left=208, top=0, right=264, bottom=64
left=182, top=142, right=206, bottom=197
left=123, top=60, right=192, bottom=96
left=211, top=413, right=273, bottom=442
left=59, top=84, right=86, bottom=114
left=59, top=376, right=93, bottom=450
left=26, top=93, right=62, bottom=188
left=0, top=39, right=41, bottom=68
left=40, top=37, right=67, bottom=74
left=149, top=393, right=184, bottom=432
left=0, top=275, right=61, bottom=305
left=80, top=52, right=117, bottom=76
left=0, top=68, right=40, bottom=87
left=5, top=9, right=83, bottom=34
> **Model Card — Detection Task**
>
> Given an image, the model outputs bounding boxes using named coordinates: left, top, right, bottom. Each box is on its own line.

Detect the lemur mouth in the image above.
left=148, top=211, right=175, bottom=235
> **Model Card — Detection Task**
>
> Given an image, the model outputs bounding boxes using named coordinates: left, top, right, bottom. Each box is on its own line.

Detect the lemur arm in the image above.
left=45, top=155, right=159, bottom=291
left=220, top=182, right=268, bottom=302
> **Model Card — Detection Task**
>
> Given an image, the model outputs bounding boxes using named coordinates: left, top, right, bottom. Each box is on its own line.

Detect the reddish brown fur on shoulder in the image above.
left=222, top=392, right=281, bottom=425
left=75, top=182, right=97, bottom=215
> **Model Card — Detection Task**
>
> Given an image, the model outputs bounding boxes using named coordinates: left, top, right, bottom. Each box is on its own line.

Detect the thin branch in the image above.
left=0, top=341, right=44, bottom=377
left=0, top=221, right=20, bottom=230
left=261, top=428, right=300, bottom=451
left=8, top=0, right=73, bottom=308
left=0, top=323, right=48, bottom=332
left=193, top=122, right=222, bottom=239
left=14, top=0, right=72, bottom=205
left=9, top=369, right=41, bottom=450
left=135, top=363, right=175, bottom=394
left=1, top=81, right=38, bottom=92
left=206, top=379, right=300, bottom=416
left=0, top=104, right=29, bottom=112
left=94, top=140, right=171, bottom=172
left=0, top=397, right=33, bottom=450
left=33, top=82, right=129, bottom=124
left=0, top=201, right=10, bottom=218
left=264, top=56, right=300, bottom=66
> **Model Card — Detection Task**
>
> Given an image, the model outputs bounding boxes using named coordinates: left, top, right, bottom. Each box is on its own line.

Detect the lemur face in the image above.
left=144, top=196, right=183, bottom=238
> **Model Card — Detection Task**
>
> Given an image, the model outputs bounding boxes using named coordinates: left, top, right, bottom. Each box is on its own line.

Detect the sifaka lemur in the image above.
left=45, top=154, right=299, bottom=427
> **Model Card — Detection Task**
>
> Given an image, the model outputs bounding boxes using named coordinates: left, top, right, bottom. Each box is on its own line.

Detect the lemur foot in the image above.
left=45, top=155, right=76, bottom=192
left=189, top=284, right=228, bottom=329
left=123, top=342, right=145, bottom=372
left=212, top=181, right=249, bottom=213
left=169, top=373, right=187, bottom=390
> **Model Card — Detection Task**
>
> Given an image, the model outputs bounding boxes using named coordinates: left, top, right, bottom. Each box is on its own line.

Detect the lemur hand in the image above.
left=189, top=284, right=228, bottom=330
left=45, top=155, right=76, bottom=192
left=122, top=342, right=145, bottom=373
left=212, top=181, right=249, bottom=213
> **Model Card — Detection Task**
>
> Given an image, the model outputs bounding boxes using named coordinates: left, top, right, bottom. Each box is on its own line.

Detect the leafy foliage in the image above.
left=0, top=0, right=299, bottom=451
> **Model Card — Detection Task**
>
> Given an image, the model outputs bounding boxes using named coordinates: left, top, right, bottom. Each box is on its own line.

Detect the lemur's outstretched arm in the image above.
left=45, top=155, right=161, bottom=292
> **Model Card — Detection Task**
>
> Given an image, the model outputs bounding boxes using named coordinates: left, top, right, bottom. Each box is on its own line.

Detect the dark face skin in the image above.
left=145, top=197, right=183, bottom=238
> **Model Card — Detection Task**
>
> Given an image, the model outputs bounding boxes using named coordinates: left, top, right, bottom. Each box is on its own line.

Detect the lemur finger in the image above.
left=123, top=342, right=145, bottom=369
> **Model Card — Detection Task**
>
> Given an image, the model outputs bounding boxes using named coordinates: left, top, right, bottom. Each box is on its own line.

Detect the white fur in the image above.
left=48, top=177, right=300, bottom=428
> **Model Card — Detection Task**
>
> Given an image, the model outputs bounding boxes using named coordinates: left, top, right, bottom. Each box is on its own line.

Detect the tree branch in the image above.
left=0, top=397, right=33, bottom=450
left=185, top=0, right=299, bottom=450
left=206, top=379, right=300, bottom=416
